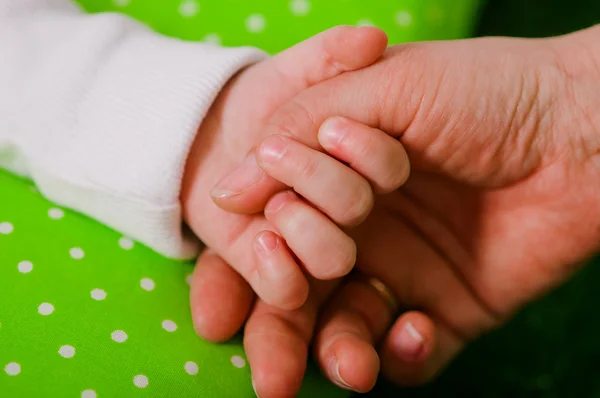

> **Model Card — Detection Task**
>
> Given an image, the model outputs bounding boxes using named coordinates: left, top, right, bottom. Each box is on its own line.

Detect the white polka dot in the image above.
left=140, top=278, right=155, bottom=291
left=38, top=302, right=54, bottom=316
left=111, top=330, right=128, bottom=343
left=289, top=0, right=311, bottom=16
left=203, top=33, right=222, bottom=45
left=184, top=361, right=198, bottom=375
left=4, top=362, right=20, bottom=376
left=119, top=237, right=134, bottom=250
left=70, top=247, right=84, bottom=260
left=113, top=0, right=130, bottom=7
left=58, top=345, right=75, bottom=358
left=245, top=14, right=266, bottom=33
left=357, top=19, right=374, bottom=27
left=395, top=10, right=413, bottom=27
left=231, top=355, right=246, bottom=368
left=162, top=320, right=177, bottom=332
left=18, top=261, right=33, bottom=273
left=179, top=0, right=199, bottom=17
left=185, top=274, right=192, bottom=285
left=91, top=289, right=107, bottom=301
left=134, top=374, right=149, bottom=388
left=48, top=208, right=64, bottom=220
left=0, top=222, right=14, bottom=235
left=81, top=390, right=97, bottom=398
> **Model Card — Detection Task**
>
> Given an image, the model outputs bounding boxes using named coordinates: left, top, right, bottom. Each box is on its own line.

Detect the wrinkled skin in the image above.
left=192, top=26, right=600, bottom=397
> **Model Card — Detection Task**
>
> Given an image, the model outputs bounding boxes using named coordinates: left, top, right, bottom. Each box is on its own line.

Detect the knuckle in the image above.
left=320, top=43, right=345, bottom=77
left=294, top=152, right=320, bottom=180
left=272, top=279, right=308, bottom=311
left=353, top=129, right=377, bottom=158
left=320, top=26, right=352, bottom=71
left=378, top=159, right=410, bottom=192
left=337, top=181, right=374, bottom=226
left=350, top=125, right=409, bottom=192
left=268, top=97, right=319, bottom=147
left=326, top=237, right=357, bottom=278
left=377, top=44, right=435, bottom=128
left=379, top=171, right=408, bottom=192
left=279, top=203, right=305, bottom=234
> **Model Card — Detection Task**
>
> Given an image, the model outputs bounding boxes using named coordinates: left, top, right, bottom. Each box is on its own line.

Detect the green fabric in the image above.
left=0, top=1, right=481, bottom=397
left=0, top=170, right=342, bottom=397
left=77, top=0, right=482, bottom=54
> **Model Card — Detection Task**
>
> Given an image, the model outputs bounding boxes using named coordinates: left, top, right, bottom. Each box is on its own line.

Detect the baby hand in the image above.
left=181, top=26, right=390, bottom=337
left=251, top=116, right=410, bottom=285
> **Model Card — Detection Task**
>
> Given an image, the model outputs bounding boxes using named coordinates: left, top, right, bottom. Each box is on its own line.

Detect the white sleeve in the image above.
left=0, top=0, right=266, bottom=259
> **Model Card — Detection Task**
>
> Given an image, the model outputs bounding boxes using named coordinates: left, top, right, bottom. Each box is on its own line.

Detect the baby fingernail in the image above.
left=211, top=154, right=263, bottom=198
left=396, top=322, right=425, bottom=361
left=328, top=356, right=356, bottom=391
left=319, top=117, right=348, bottom=148
left=259, top=136, right=287, bottom=164
left=255, top=232, right=279, bottom=254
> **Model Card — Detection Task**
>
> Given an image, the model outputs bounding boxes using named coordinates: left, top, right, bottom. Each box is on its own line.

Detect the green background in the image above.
left=77, top=0, right=482, bottom=53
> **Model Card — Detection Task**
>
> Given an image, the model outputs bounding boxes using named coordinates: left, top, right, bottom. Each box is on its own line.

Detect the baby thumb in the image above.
left=211, top=152, right=286, bottom=214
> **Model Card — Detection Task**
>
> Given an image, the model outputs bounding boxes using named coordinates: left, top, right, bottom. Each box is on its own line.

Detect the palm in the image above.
left=352, top=157, right=600, bottom=340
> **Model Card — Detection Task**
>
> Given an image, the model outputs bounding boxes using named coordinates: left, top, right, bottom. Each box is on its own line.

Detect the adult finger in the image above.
left=380, top=312, right=462, bottom=386
left=312, top=279, right=394, bottom=393
left=190, top=249, right=255, bottom=342
left=245, top=281, right=335, bottom=398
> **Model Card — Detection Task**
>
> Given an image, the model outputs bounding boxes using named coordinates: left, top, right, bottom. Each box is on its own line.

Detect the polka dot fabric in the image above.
left=0, top=171, right=341, bottom=397
left=76, top=0, right=482, bottom=55
left=1, top=1, right=482, bottom=396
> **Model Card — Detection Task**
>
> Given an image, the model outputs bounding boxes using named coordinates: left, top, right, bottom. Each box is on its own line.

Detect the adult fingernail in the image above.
left=211, top=154, right=264, bottom=198
left=258, top=136, right=287, bottom=165
left=328, top=356, right=356, bottom=391
left=396, top=322, right=425, bottom=361
left=255, top=232, right=279, bottom=255
left=319, top=117, right=348, bottom=148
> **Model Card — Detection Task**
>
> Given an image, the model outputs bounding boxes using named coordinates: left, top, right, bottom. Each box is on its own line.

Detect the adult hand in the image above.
left=195, top=25, right=600, bottom=396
